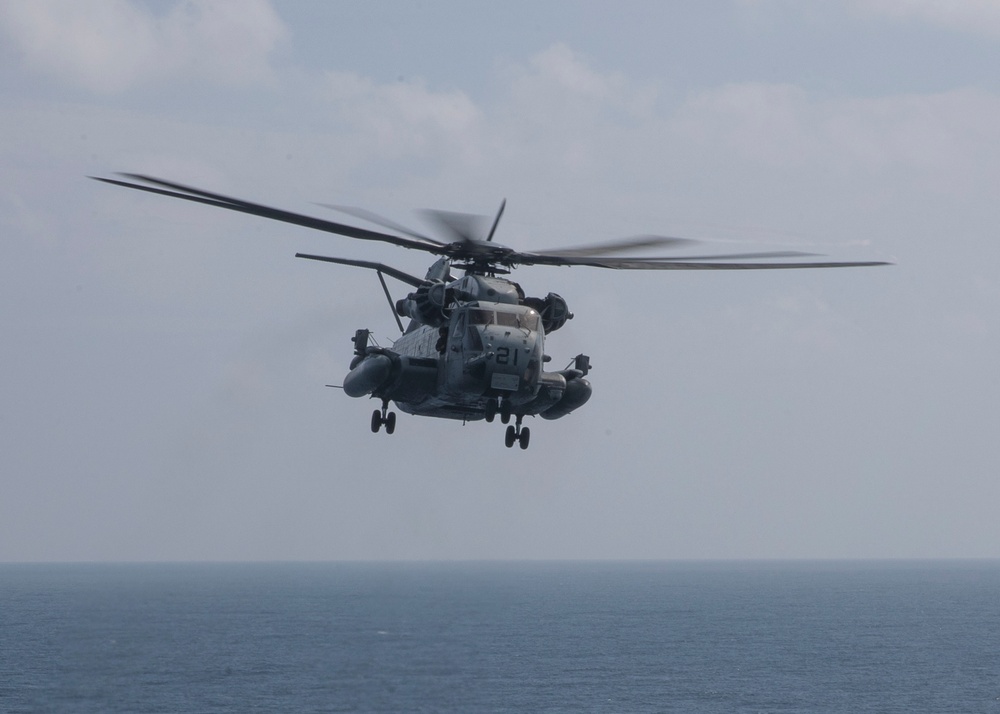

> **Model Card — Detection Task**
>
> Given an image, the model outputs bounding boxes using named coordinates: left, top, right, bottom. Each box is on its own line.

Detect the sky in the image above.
left=2, top=0, right=999, bottom=562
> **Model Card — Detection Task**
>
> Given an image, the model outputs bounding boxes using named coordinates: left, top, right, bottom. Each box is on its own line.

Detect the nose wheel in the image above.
left=370, top=400, right=396, bottom=434
left=504, top=416, right=530, bottom=450
left=484, top=398, right=512, bottom=424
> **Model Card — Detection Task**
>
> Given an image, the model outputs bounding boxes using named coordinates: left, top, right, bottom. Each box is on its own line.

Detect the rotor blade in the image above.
left=92, top=174, right=447, bottom=254
left=316, top=204, right=445, bottom=246
left=485, top=199, right=506, bottom=242
left=294, top=253, right=426, bottom=287
left=418, top=208, right=490, bottom=244
left=636, top=250, right=822, bottom=261
left=532, top=234, right=696, bottom=257
left=526, top=256, right=892, bottom=270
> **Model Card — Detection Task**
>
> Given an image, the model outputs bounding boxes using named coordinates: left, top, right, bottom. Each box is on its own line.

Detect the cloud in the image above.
left=517, top=43, right=633, bottom=104
left=318, top=70, right=483, bottom=164
left=495, top=44, right=657, bottom=172
left=672, top=83, right=1000, bottom=179
left=0, top=0, right=287, bottom=93
left=648, top=78, right=1000, bottom=247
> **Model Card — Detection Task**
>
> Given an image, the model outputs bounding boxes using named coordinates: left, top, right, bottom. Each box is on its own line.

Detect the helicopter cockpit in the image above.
left=466, top=306, right=541, bottom=332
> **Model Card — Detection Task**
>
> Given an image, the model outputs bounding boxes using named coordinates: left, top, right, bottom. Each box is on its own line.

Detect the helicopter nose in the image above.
left=483, top=335, right=540, bottom=395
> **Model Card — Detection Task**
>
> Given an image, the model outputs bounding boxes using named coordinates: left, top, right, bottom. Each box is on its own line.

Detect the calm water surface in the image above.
left=2, top=561, right=998, bottom=712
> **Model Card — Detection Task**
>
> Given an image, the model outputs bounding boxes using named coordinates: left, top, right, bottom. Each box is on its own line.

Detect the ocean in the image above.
left=2, top=561, right=998, bottom=712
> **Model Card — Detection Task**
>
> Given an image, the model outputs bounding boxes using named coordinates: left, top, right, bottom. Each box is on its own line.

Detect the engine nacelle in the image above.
left=343, top=354, right=394, bottom=398
left=344, top=352, right=439, bottom=402
left=522, top=292, right=572, bottom=333
left=395, top=280, right=451, bottom=327
left=539, top=377, right=592, bottom=420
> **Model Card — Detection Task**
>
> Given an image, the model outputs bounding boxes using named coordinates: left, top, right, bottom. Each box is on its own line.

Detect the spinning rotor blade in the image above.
left=418, top=208, right=491, bottom=244
left=485, top=199, right=506, bottom=243
left=92, top=174, right=447, bottom=254
left=637, top=250, right=820, bottom=261
left=532, top=234, right=695, bottom=258
left=515, top=243, right=884, bottom=269
left=95, top=173, right=890, bottom=272
left=528, top=256, right=891, bottom=270
left=317, top=204, right=445, bottom=246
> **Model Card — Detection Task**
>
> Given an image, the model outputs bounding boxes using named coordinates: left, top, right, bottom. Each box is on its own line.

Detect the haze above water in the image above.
left=2, top=1, right=998, bottom=561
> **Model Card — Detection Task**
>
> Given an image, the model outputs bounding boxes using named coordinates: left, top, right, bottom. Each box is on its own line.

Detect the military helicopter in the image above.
left=94, top=173, right=888, bottom=449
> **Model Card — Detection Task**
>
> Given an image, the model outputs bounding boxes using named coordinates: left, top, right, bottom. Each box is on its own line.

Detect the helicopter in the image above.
left=94, top=173, right=889, bottom=449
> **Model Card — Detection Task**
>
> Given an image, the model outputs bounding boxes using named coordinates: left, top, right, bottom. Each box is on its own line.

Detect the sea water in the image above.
left=2, top=561, right=998, bottom=712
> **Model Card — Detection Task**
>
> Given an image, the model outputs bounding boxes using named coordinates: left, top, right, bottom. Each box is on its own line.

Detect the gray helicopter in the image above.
left=94, top=174, right=888, bottom=449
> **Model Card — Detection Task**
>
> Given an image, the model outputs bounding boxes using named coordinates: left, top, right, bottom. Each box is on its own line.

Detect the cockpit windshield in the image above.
left=468, top=309, right=495, bottom=325
left=466, top=307, right=540, bottom=331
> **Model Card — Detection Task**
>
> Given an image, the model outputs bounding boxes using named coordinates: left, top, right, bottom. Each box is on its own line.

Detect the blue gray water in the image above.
left=2, top=561, right=998, bottom=712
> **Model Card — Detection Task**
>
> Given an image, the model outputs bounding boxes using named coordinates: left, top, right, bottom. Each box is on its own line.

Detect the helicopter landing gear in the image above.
left=500, top=400, right=512, bottom=425
left=370, top=400, right=396, bottom=434
left=485, top=397, right=513, bottom=425
left=504, top=416, right=530, bottom=450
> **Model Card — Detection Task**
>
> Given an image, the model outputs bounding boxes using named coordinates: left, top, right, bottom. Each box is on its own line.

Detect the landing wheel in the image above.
left=484, top=399, right=497, bottom=423
left=500, top=400, right=512, bottom=424
left=503, top=418, right=531, bottom=449
left=371, top=401, right=396, bottom=435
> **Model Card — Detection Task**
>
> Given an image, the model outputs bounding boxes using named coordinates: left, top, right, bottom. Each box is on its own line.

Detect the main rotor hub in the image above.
left=444, top=240, right=516, bottom=265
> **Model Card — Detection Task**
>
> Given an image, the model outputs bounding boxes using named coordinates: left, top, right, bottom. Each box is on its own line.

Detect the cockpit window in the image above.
left=468, top=309, right=495, bottom=325
left=467, top=307, right=539, bottom=331
left=496, top=310, right=539, bottom=331
left=495, top=312, right=519, bottom=328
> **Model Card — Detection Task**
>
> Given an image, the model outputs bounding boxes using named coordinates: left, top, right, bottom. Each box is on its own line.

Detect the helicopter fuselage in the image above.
left=342, top=272, right=592, bottom=431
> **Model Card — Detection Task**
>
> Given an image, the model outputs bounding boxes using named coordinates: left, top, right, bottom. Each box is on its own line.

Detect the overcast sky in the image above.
left=2, top=0, right=998, bottom=562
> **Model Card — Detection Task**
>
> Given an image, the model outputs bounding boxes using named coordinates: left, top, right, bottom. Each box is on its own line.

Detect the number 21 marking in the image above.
left=496, top=347, right=518, bottom=365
